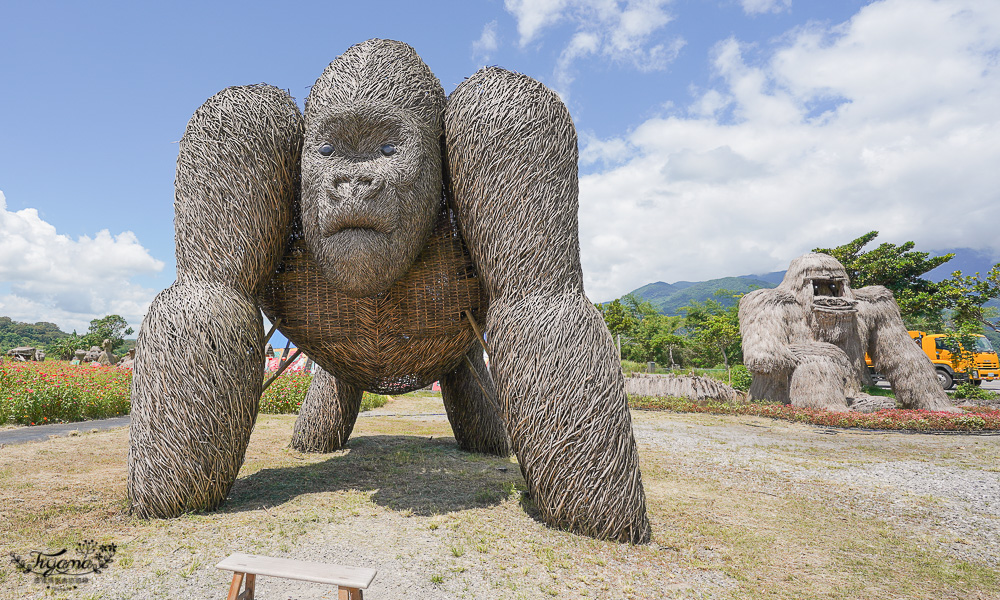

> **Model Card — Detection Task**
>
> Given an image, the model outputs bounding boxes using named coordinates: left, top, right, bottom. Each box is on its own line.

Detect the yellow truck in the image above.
left=868, top=331, right=1000, bottom=390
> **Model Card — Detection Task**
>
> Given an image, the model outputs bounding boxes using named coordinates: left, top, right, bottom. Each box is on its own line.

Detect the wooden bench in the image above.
left=216, top=552, right=377, bottom=600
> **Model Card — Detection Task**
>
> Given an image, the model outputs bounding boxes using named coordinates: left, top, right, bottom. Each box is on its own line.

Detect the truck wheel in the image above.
left=936, top=369, right=954, bottom=390
left=972, top=379, right=982, bottom=387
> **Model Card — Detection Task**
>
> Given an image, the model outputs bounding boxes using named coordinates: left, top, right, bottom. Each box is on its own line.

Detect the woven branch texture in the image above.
left=625, top=373, right=743, bottom=401
left=739, top=253, right=954, bottom=412
left=129, top=84, right=301, bottom=518
left=446, top=67, right=650, bottom=543
left=440, top=347, right=510, bottom=456
left=129, top=40, right=650, bottom=542
left=290, top=365, right=363, bottom=453
left=128, top=281, right=264, bottom=517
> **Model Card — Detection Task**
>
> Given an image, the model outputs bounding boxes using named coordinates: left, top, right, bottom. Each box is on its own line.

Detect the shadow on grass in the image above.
left=222, top=434, right=524, bottom=516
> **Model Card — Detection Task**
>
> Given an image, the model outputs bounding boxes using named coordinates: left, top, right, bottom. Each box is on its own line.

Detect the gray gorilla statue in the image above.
left=739, top=252, right=957, bottom=412
left=128, top=39, right=650, bottom=543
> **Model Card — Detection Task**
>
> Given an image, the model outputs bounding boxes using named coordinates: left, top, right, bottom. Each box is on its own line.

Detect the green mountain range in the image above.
left=625, top=275, right=780, bottom=316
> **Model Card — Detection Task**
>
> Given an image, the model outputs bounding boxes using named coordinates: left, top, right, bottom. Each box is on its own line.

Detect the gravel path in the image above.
left=631, top=410, right=1000, bottom=568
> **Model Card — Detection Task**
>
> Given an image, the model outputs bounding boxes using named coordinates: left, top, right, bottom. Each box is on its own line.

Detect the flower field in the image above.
left=0, top=361, right=131, bottom=425
left=0, top=361, right=389, bottom=426
left=258, top=371, right=389, bottom=414
left=630, top=395, right=1000, bottom=432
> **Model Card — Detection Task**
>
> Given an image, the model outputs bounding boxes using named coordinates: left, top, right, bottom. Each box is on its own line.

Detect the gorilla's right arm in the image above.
left=445, top=68, right=649, bottom=544
left=128, top=86, right=303, bottom=517
left=738, top=288, right=799, bottom=375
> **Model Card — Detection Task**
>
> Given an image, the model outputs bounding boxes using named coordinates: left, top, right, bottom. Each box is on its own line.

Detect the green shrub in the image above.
left=360, top=392, right=388, bottom=411
left=954, top=382, right=999, bottom=401
left=729, top=365, right=752, bottom=392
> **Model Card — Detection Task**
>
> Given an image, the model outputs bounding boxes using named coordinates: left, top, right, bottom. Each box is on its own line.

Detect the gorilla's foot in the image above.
left=440, top=347, right=510, bottom=456
left=128, top=282, right=264, bottom=518
left=291, top=367, right=363, bottom=452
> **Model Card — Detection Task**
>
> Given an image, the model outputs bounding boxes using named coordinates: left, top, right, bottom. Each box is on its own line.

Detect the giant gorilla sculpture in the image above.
left=739, top=252, right=957, bottom=412
left=128, top=39, right=649, bottom=543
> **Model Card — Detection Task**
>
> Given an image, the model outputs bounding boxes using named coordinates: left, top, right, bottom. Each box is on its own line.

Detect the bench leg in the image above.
left=227, top=573, right=244, bottom=600
left=339, top=588, right=363, bottom=600
left=226, top=572, right=256, bottom=600
left=245, top=574, right=256, bottom=600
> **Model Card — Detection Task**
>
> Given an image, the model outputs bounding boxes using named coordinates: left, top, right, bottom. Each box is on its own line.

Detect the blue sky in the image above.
left=1, top=0, right=998, bottom=334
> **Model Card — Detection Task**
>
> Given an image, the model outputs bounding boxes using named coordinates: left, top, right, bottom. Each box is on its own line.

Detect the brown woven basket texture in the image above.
left=260, top=203, right=486, bottom=395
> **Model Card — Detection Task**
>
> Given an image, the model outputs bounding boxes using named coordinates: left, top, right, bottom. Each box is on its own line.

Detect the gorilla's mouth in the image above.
left=321, top=215, right=393, bottom=238
left=812, top=296, right=857, bottom=313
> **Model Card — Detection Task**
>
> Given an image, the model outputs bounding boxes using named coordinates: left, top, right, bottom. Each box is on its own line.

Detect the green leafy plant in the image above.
left=729, top=365, right=752, bottom=392
left=954, top=382, right=999, bottom=401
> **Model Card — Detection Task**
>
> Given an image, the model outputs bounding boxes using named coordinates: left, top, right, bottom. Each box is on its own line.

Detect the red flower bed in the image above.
left=629, top=395, right=1000, bottom=432
left=0, top=361, right=131, bottom=425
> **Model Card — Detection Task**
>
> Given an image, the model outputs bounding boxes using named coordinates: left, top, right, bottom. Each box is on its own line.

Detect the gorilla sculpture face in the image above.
left=784, top=254, right=857, bottom=315
left=300, top=40, right=446, bottom=297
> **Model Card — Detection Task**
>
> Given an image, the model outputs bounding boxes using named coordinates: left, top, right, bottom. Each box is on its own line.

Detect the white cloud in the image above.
left=505, top=0, right=570, bottom=47
left=0, top=190, right=164, bottom=333
left=505, top=0, right=683, bottom=98
left=740, top=0, right=791, bottom=15
left=472, top=20, right=500, bottom=63
left=578, top=0, right=1000, bottom=301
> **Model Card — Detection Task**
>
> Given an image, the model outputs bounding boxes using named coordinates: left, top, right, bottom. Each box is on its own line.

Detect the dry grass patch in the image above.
left=0, top=394, right=997, bottom=599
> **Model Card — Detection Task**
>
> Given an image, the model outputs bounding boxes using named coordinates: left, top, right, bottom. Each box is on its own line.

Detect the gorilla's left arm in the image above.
left=444, top=67, right=649, bottom=543
left=855, top=286, right=957, bottom=411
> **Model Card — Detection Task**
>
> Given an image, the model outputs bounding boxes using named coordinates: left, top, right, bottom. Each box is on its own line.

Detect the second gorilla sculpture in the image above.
left=128, top=39, right=650, bottom=544
left=739, top=252, right=956, bottom=412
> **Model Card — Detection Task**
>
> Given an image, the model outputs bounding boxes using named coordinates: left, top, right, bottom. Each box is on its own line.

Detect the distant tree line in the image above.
left=0, top=317, right=69, bottom=351
left=0, top=315, right=134, bottom=359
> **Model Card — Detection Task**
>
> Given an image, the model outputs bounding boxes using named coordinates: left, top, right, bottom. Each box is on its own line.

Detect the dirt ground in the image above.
left=1, top=393, right=998, bottom=599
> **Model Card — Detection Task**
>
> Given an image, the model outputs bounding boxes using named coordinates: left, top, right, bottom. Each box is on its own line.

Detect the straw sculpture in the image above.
left=446, top=67, right=648, bottom=542
left=128, top=39, right=649, bottom=543
left=739, top=253, right=957, bottom=412
left=625, top=373, right=744, bottom=401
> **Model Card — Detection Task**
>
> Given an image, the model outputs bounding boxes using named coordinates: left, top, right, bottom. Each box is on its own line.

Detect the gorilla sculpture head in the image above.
left=783, top=252, right=857, bottom=315
left=301, top=40, right=446, bottom=297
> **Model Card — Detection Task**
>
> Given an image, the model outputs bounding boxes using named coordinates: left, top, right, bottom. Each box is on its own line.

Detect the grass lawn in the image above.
left=1, top=392, right=997, bottom=599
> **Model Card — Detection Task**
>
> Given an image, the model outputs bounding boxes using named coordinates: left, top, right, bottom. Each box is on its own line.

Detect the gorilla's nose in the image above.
left=329, top=176, right=383, bottom=203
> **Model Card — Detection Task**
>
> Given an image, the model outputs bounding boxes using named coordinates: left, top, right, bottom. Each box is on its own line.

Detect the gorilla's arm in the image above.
left=128, top=85, right=303, bottom=517
left=445, top=68, right=649, bottom=543
left=855, top=286, right=956, bottom=412
left=738, top=288, right=799, bottom=375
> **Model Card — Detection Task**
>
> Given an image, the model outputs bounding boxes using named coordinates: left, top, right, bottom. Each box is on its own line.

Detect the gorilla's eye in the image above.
left=830, top=283, right=838, bottom=295
left=318, top=143, right=334, bottom=156
left=380, top=144, right=396, bottom=156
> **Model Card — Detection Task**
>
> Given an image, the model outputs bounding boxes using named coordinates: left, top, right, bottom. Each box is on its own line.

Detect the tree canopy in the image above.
left=0, top=317, right=69, bottom=351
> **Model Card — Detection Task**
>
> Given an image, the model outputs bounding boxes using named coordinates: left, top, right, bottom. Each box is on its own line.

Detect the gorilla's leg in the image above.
left=787, top=342, right=855, bottom=411
left=440, top=347, right=510, bottom=456
left=445, top=68, right=649, bottom=543
left=128, top=85, right=302, bottom=518
left=291, top=366, right=363, bottom=452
